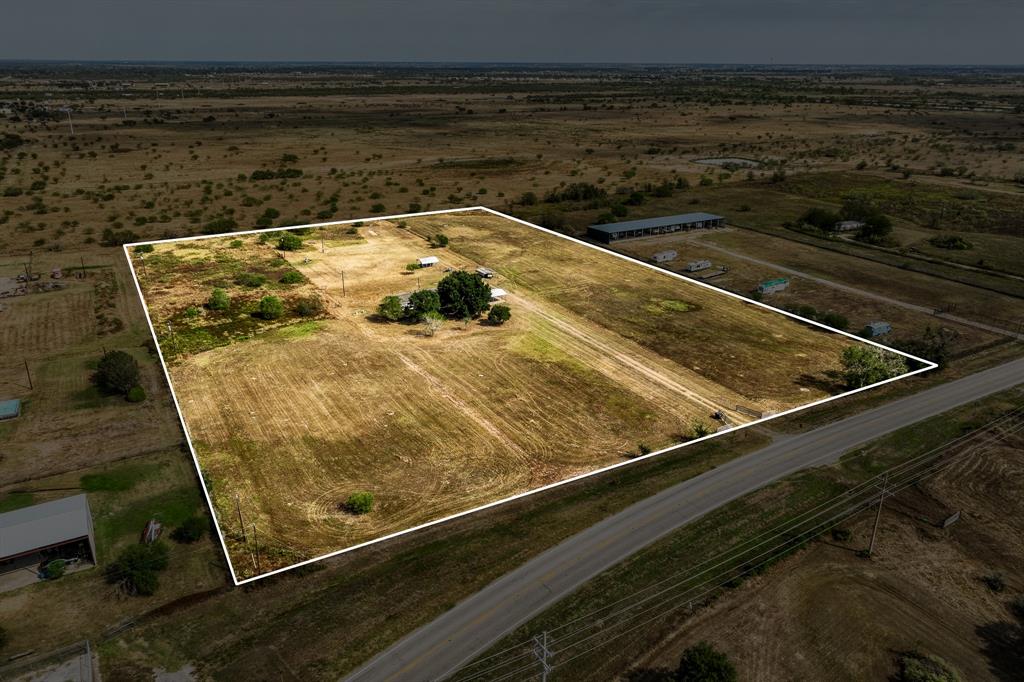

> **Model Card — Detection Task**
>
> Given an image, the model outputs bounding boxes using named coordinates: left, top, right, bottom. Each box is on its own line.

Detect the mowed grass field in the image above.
left=138, top=211, right=878, bottom=578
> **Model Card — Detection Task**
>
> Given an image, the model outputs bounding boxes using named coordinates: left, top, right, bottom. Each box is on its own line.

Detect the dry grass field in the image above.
left=135, top=210, right=873, bottom=578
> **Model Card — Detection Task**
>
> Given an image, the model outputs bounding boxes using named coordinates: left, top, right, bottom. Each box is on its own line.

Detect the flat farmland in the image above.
left=134, top=210, right=904, bottom=579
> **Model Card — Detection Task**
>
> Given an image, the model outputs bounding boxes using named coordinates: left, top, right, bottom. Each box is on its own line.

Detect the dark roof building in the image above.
left=587, top=212, right=725, bottom=243
left=0, top=494, right=96, bottom=575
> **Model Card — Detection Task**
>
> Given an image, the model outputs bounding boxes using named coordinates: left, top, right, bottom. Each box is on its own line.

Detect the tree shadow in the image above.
left=795, top=370, right=844, bottom=394
left=976, top=601, right=1024, bottom=681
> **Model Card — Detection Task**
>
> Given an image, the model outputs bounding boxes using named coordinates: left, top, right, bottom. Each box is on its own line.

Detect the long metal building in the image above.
left=586, top=212, right=725, bottom=243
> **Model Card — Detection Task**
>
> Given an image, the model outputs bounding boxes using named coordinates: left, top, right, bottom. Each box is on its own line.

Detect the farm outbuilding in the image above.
left=0, top=398, right=21, bottom=420
left=0, top=494, right=96, bottom=578
left=833, top=220, right=865, bottom=232
left=757, top=278, right=789, bottom=294
left=418, top=256, right=440, bottom=267
left=686, top=260, right=712, bottom=273
left=490, top=288, right=508, bottom=300
left=476, top=267, right=495, bottom=278
left=651, top=250, right=677, bottom=264
left=864, top=321, right=892, bottom=337
left=586, top=212, right=725, bottom=243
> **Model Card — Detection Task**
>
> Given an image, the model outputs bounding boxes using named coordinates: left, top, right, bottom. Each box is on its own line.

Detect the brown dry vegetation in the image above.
left=136, top=212, right=860, bottom=578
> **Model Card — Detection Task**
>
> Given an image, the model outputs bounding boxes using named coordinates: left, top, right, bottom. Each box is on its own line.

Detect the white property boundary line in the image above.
left=123, top=206, right=936, bottom=585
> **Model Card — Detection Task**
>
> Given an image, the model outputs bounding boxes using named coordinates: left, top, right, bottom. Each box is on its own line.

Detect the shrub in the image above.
left=487, top=304, right=511, bottom=325
left=345, top=491, right=374, bottom=515
left=277, top=233, right=303, bottom=251
left=294, top=294, right=325, bottom=317
left=134, top=244, right=155, bottom=254
left=105, top=542, right=169, bottom=596
left=431, top=233, right=449, bottom=248
left=43, top=559, right=66, bottom=580
left=229, top=239, right=243, bottom=248
left=171, top=516, right=207, bottom=543
left=126, top=385, right=146, bottom=403
left=831, top=528, right=852, bottom=543
left=928, top=234, right=972, bottom=250
left=208, top=288, right=230, bottom=310
left=841, top=346, right=908, bottom=389
left=279, top=270, right=305, bottom=284
left=438, top=271, right=491, bottom=319
left=982, top=572, right=1006, bottom=593
left=677, top=641, right=736, bottom=682
left=422, top=311, right=444, bottom=337
left=183, top=305, right=201, bottom=318
left=258, top=295, right=285, bottom=320
left=378, top=295, right=404, bottom=321
left=235, top=272, right=266, bottom=288
left=93, top=350, right=140, bottom=396
left=405, top=262, right=420, bottom=272
left=638, top=443, right=652, bottom=456
left=101, top=228, right=140, bottom=247
left=896, top=651, right=961, bottom=682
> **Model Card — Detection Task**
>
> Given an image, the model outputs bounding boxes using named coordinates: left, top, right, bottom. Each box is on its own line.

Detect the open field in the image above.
left=134, top=210, right=882, bottom=578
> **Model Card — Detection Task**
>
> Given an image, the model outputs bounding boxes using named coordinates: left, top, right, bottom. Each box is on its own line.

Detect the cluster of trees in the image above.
left=796, top=196, right=893, bottom=244
left=840, top=346, right=908, bottom=389
left=207, top=287, right=323, bottom=319
left=895, top=326, right=958, bottom=369
left=101, top=227, right=140, bottom=247
left=249, top=168, right=302, bottom=181
left=277, top=232, right=303, bottom=251
left=783, top=304, right=849, bottom=331
left=928, top=234, right=972, bottom=250
left=627, top=641, right=736, bottom=682
left=378, top=271, right=508, bottom=331
left=429, top=233, right=449, bottom=248
left=92, top=350, right=146, bottom=403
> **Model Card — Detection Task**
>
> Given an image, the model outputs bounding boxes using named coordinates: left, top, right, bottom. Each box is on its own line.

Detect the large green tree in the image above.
left=93, top=350, right=140, bottom=395
left=408, top=289, right=441, bottom=320
left=378, top=295, right=404, bottom=321
left=437, top=271, right=491, bottom=319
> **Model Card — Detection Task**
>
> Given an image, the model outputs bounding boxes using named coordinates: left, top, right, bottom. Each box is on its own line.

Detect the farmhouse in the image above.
left=834, top=220, right=865, bottom=232
left=0, top=494, right=96, bottom=579
left=757, top=278, right=789, bottom=294
left=864, top=320, right=892, bottom=337
left=418, top=256, right=439, bottom=267
left=0, top=398, right=21, bottom=421
left=651, top=250, right=677, bottom=264
left=586, top=212, right=725, bottom=243
left=476, top=267, right=495, bottom=278
left=686, top=259, right=712, bottom=273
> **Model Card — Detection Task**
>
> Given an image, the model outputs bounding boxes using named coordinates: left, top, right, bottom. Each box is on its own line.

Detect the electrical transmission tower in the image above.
left=533, top=631, right=553, bottom=681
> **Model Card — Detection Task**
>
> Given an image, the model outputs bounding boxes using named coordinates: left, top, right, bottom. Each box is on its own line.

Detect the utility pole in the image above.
left=235, top=494, right=247, bottom=544
left=532, top=632, right=553, bottom=682
left=252, top=523, right=262, bottom=573
left=66, top=109, right=74, bottom=135
left=341, top=270, right=346, bottom=297
left=868, top=473, right=889, bottom=556
left=80, top=255, right=86, bottom=278
left=24, top=359, right=33, bottom=390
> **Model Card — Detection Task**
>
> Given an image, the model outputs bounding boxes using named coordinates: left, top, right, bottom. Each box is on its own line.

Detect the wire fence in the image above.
left=448, top=407, right=1024, bottom=681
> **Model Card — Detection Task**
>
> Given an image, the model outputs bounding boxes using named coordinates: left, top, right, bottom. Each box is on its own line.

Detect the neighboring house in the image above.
left=651, top=250, right=677, bottom=264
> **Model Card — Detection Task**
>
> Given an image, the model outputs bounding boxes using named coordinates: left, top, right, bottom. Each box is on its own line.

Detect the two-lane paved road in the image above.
left=348, top=357, right=1024, bottom=681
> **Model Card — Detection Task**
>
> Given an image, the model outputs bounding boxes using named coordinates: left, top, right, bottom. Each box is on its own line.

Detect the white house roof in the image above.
left=490, top=288, right=508, bottom=299
left=0, top=494, right=93, bottom=560
left=418, top=256, right=439, bottom=265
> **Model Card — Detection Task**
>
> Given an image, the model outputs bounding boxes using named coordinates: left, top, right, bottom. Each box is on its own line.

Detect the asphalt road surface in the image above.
left=347, top=357, right=1024, bottom=681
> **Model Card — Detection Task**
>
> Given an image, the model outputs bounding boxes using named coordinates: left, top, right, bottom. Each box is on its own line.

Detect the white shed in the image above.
left=418, top=256, right=440, bottom=267
left=490, top=288, right=508, bottom=300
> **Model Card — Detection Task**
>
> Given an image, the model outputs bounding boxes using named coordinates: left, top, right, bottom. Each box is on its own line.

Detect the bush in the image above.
left=831, top=527, right=852, bottom=543
left=258, top=295, right=285, bottom=320
left=171, top=516, right=207, bottom=543
left=928, top=234, right=972, bottom=250
left=126, top=385, right=146, bottom=403
left=896, top=651, right=961, bottom=682
left=105, top=542, right=169, bottom=596
left=277, top=233, right=303, bottom=251
left=93, top=350, right=140, bottom=396
left=841, top=346, right=908, bottom=389
left=438, top=271, right=492, bottom=319
left=345, top=491, right=374, bottom=515
left=378, top=295, right=404, bottom=321
left=101, top=228, right=140, bottom=247
left=134, top=244, right=155, bottom=254
left=208, top=288, right=230, bottom=311
left=294, top=294, right=325, bottom=317
left=229, top=239, right=243, bottom=248
left=431, top=233, right=449, bottom=248
left=487, top=304, right=511, bottom=325
left=982, top=572, right=1006, bottom=593
left=235, top=272, right=267, bottom=288
left=279, top=270, right=306, bottom=284
left=677, top=641, right=736, bottom=682
left=43, top=559, right=66, bottom=580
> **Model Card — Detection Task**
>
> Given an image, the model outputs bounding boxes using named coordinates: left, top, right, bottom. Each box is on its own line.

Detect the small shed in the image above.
left=651, top=250, right=677, bottom=264
left=476, top=267, right=495, bottom=278
left=864, top=321, right=892, bottom=337
left=757, top=278, right=789, bottom=295
left=418, top=256, right=439, bottom=267
left=0, top=494, right=96, bottom=577
left=686, top=259, right=712, bottom=272
left=490, top=288, right=508, bottom=300
left=0, top=398, right=21, bottom=421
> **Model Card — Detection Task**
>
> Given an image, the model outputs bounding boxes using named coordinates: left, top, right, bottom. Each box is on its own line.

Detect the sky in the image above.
left=2, top=0, right=1022, bottom=65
